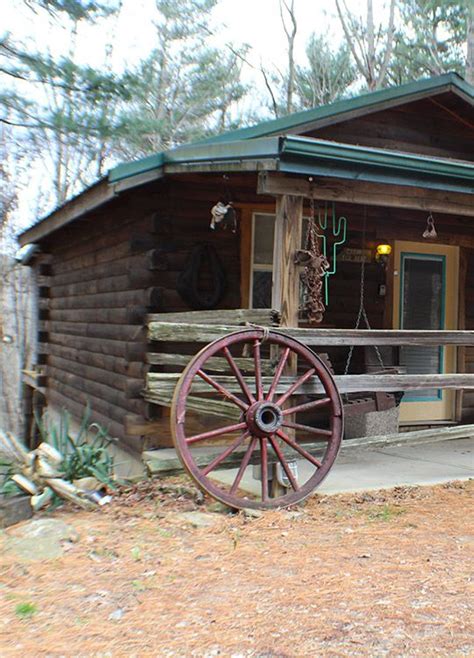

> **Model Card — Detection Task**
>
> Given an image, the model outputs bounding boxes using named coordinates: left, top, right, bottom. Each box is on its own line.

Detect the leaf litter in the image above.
left=0, top=477, right=472, bottom=656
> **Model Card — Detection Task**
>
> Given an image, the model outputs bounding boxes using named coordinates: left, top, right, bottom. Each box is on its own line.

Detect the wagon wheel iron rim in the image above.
left=171, top=329, right=344, bottom=510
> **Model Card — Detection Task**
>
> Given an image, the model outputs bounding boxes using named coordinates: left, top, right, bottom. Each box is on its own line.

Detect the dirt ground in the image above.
left=0, top=478, right=473, bottom=658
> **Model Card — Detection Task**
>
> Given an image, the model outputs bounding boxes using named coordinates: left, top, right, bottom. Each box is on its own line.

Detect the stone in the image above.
left=3, top=518, right=79, bottom=560
left=243, top=508, right=263, bottom=519
left=344, top=405, right=400, bottom=439
left=207, top=502, right=234, bottom=514
left=108, top=608, right=124, bottom=621
left=176, top=511, right=219, bottom=528
left=0, top=495, right=33, bottom=528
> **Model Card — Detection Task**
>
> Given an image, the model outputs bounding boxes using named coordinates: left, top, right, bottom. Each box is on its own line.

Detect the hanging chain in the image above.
left=343, top=207, right=385, bottom=376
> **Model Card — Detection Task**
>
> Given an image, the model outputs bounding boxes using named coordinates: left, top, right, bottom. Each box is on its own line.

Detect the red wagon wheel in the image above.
left=171, top=329, right=343, bottom=510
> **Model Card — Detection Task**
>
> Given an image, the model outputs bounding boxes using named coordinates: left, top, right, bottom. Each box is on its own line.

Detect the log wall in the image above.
left=38, top=178, right=241, bottom=454
left=306, top=95, right=474, bottom=162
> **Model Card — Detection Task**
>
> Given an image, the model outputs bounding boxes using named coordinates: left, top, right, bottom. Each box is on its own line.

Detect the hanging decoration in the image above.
left=316, top=201, right=347, bottom=306
left=422, top=212, right=437, bottom=239
left=300, top=197, right=329, bottom=324
left=210, top=201, right=236, bottom=230
left=209, top=175, right=238, bottom=232
left=177, top=243, right=227, bottom=309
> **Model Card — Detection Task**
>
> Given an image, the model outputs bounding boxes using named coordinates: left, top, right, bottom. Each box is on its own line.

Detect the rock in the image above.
left=108, top=608, right=124, bottom=621
left=243, top=508, right=263, bottom=519
left=176, top=511, right=219, bottom=528
left=3, top=518, right=79, bottom=560
left=207, top=502, right=233, bottom=515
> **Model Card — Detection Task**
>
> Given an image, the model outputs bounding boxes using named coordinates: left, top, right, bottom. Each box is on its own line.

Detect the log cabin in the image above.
left=17, top=72, right=474, bottom=479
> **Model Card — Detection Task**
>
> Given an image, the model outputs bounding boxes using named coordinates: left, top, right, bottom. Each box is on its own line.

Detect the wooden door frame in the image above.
left=392, top=240, right=460, bottom=423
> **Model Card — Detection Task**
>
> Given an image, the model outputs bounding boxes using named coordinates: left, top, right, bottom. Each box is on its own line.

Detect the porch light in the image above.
left=376, top=243, right=392, bottom=257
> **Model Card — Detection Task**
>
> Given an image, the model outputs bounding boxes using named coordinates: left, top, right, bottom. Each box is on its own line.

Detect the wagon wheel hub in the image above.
left=245, top=401, right=283, bottom=438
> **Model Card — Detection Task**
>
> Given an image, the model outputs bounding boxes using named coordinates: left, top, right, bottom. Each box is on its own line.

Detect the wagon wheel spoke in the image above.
left=253, top=339, right=264, bottom=401
left=276, top=429, right=322, bottom=468
left=201, top=431, right=250, bottom=476
left=275, top=368, right=316, bottom=407
left=222, top=346, right=255, bottom=404
left=260, top=439, right=269, bottom=502
left=187, top=421, right=247, bottom=445
left=268, top=435, right=299, bottom=492
left=266, top=346, right=290, bottom=402
left=197, top=369, right=248, bottom=411
left=281, top=420, right=332, bottom=439
left=229, top=436, right=258, bottom=495
left=282, top=397, right=331, bottom=416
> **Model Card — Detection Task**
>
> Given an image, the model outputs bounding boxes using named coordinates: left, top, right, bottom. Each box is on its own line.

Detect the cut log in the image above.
left=148, top=322, right=474, bottom=346
left=147, top=308, right=281, bottom=326
left=146, top=352, right=275, bottom=374
left=145, top=371, right=474, bottom=400
left=47, top=333, right=146, bottom=360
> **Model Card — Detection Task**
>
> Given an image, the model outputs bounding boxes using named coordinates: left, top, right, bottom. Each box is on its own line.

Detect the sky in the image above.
left=2, top=0, right=391, bottom=230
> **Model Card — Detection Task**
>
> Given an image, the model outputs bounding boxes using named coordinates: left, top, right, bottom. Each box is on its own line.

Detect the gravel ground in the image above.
left=0, top=478, right=473, bottom=657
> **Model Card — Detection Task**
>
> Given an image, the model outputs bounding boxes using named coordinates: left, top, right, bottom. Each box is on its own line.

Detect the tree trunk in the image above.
left=467, top=3, right=474, bottom=86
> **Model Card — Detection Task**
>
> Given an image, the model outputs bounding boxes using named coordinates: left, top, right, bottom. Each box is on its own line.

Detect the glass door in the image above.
left=393, top=242, right=459, bottom=422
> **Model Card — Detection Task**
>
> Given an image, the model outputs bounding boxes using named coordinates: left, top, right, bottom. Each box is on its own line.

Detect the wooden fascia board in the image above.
left=18, top=179, right=115, bottom=247
left=258, top=172, right=474, bottom=217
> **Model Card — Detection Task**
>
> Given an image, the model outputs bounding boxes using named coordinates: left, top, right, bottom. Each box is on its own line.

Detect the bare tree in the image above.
left=336, top=0, right=397, bottom=90
left=467, top=1, right=474, bottom=84
left=280, top=0, right=298, bottom=113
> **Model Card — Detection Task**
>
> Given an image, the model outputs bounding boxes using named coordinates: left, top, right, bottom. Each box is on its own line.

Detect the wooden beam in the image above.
left=258, top=172, right=474, bottom=217
left=147, top=308, right=280, bottom=326
left=271, top=195, right=303, bottom=327
left=147, top=322, right=474, bottom=346
left=143, top=422, right=474, bottom=475
left=146, top=372, right=474, bottom=398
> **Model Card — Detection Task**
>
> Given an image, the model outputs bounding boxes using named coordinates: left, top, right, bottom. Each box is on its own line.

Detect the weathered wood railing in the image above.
left=144, top=312, right=474, bottom=412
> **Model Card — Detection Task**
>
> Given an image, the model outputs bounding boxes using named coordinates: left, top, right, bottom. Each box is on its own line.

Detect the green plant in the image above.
left=15, top=602, right=37, bottom=619
left=0, top=458, right=22, bottom=497
left=368, top=504, right=406, bottom=522
left=35, top=405, right=116, bottom=490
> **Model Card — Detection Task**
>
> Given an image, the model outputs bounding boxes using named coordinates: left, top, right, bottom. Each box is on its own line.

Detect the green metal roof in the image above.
left=108, top=134, right=474, bottom=195
left=108, top=73, right=474, bottom=188
left=199, top=72, right=473, bottom=145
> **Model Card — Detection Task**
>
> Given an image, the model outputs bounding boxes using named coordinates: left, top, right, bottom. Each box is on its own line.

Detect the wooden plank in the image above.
left=147, top=308, right=280, bottom=326
left=21, top=369, right=46, bottom=393
left=258, top=172, right=474, bottom=217
left=144, top=390, right=241, bottom=421
left=146, top=352, right=275, bottom=374
left=143, top=422, right=474, bottom=475
left=148, top=322, right=474, bottom=346
left=146, top=372, right=474, bottom=397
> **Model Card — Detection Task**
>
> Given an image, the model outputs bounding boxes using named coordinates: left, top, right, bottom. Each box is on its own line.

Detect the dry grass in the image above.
left=0, top=478, right=473, bottom=657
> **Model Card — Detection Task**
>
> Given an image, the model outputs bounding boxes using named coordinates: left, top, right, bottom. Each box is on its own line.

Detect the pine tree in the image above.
left=113, top=0, right=247, bottom=157
left=295, top=35, right=356, bottom=108
left=391, top=0, right=470, bottom=83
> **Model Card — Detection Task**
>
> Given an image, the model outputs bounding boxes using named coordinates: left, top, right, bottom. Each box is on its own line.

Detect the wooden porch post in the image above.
left=270, top=194, right=303, bottom=493
left=271, top=195, right=303, bottom=328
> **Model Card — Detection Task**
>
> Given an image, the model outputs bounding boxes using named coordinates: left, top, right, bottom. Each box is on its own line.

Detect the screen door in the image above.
left=393, top=241, right=459, bottom=422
